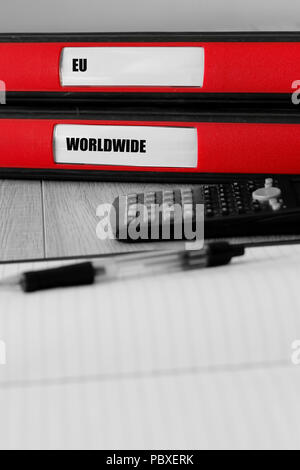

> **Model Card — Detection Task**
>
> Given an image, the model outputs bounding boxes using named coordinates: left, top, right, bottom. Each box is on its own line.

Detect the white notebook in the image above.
left=0, top=244, right=300, bottom=383
left=1, top=244, right=300, bottom=449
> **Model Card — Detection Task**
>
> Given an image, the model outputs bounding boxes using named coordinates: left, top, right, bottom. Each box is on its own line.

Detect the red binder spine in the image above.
left=1, top=119, right=300, bottom=175
left=1, top=42, right=300, bottom=93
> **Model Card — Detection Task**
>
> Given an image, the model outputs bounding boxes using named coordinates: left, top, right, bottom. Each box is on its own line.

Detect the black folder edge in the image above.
left=2, top=31, right=300, bottom=42
left=1, top=106, right=300, bottom=182
left=1, top=168, right=298, bottom=184
left=2, top=32, right=300, bottom=105
left=5, top=92, right=297, bottom=109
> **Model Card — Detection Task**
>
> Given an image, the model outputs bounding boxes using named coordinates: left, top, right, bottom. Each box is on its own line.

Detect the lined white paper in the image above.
left=1, top=367, right=300, bottom=450
left=1, top=245, right=300, bottom=384
left=1, top=244, right=300, bottom=448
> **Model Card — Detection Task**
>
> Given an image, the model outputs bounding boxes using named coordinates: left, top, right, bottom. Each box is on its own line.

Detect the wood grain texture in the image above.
left=0, top=180, right=44, bottom=261
left=2, top=179, right=298, bottom=262
left=43, top=181, right=191, bottom=259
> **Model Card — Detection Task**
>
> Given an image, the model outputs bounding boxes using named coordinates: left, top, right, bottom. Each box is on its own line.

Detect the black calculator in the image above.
left=112, top=176, right=300, bottom=241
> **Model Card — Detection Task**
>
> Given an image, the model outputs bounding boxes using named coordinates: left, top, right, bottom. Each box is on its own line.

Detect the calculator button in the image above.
left=136, top=193, right=144, bottom=207
left=182, top=190, right=193, bottom=198
left=174, top=189, right=182, bottom=205
left=181, top=189, right=193, bottom=201
left=183, top=197, right=193, bottom=206
left=269, top=198, right=282, bottom=211
left=127, top=195, right=137, bottom=206
left=163, top=191, right=174, bottom=204
left=252, top=202, right=261, bottom=212
left=265, top=178, right=274, bottom=188
left=252, top=187, right=281, bottom=202
left=145, top=192, right=156, bottom=204
left=155, top=191, right=163, bottom=206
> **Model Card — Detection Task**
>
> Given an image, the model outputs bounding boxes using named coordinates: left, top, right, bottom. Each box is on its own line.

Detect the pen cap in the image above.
left=20, top=262, right=98, bottom=293
left=206, top=242, right=245, bottom=267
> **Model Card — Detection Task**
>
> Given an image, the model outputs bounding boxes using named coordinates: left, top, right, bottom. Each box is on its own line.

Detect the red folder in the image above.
left=1, top=107, right=300, bottom=181
left=1, top=32, right=300, bottom=104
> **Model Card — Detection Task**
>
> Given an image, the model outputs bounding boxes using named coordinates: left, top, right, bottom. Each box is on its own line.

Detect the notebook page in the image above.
left=0, top=244, right=300, bottom=385
left=1, top=365, right=300, bottom=450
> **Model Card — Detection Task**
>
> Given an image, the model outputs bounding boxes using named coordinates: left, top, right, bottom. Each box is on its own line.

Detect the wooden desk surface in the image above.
left=1, top=179, right=298, bottom=263
left=0, top=180, right=190, bottom=262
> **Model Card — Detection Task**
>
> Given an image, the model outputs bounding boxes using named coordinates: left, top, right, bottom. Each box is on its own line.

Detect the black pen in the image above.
left=3, top=238, right=300, bottom=293
left=0, top=242, right=245, bottom=293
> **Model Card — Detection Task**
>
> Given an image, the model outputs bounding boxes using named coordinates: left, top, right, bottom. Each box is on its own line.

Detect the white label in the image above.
left=54, top=125, right=198, bottom=168
left=60, top=47, right=205, bottom=87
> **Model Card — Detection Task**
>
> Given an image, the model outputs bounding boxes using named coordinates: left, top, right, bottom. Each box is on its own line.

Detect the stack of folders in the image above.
left=1, top=32, right=300, bottom=181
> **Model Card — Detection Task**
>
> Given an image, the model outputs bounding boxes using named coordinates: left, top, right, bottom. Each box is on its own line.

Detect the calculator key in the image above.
left=155, top=191, right=163, bottom=206
left=181, top=189, right=193, bottom=199
left=164, top=197, right=174, bottom=203
left=163, top=191, right=174, bottom=204
left=265, top=178, right=274, bottom=188
left=145, top=192, right=156, bottom=204
left=136, top=192, right=145, bottom=205
left=127, top=194, right=137, bottom=201
left=269, top=198, right=282, bottom=211
left=174, top=190, right=182, bottom=205
left=182, top=191, right=193, bottom=199
left=183, top=197, right=193, bottom=206
left=206, top=208, right=214, bottom=217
